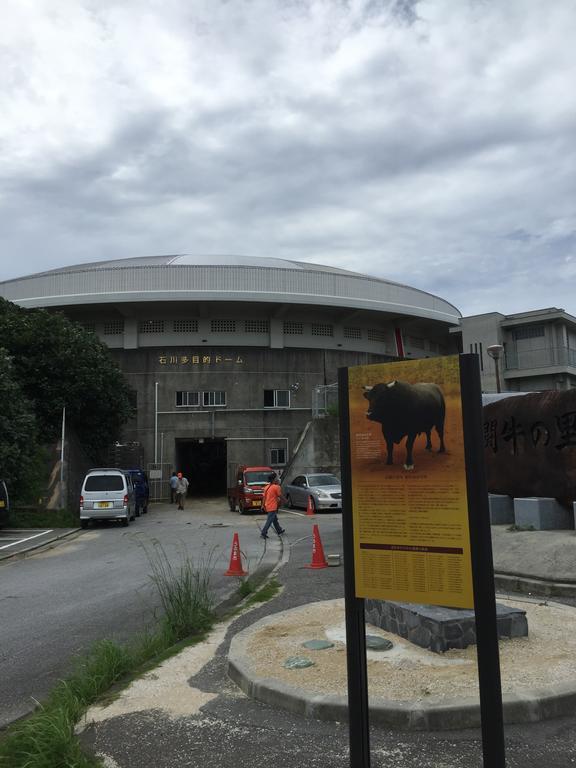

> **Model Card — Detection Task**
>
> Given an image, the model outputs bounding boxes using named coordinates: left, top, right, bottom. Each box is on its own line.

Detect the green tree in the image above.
left=0, top=348, right=40, bottom=497
left=0, top=298, right=134, bottom=462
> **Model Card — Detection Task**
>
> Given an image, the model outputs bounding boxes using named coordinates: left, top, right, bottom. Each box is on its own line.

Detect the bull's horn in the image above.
left=363, top=386, right=373, bottom=392
left=386, top=380, right=397, bottom=388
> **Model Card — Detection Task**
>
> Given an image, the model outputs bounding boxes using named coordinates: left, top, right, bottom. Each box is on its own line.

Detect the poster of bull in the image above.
left=345, top=354, right=474, bottom=609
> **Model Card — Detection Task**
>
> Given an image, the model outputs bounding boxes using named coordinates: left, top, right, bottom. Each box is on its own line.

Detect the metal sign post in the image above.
left=459, top=353, right=506, bottom=767
left=338, top=354, right=506, bottom=768
left=338, top=365, right=371, bottom=768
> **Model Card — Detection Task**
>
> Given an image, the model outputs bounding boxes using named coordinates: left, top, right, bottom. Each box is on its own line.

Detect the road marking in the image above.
left=0, top=530, right=53, bottom=550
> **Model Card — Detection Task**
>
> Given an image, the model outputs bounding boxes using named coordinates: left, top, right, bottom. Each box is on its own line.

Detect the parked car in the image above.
left=228, top=465, right=277, bottom=514
left=80, top=468, right=136, bottom=528
left=126, top=469, right=150, bottom=516
left=283, top=473, right=342, bottom=512
left=0, top=479, right=9, bottom=528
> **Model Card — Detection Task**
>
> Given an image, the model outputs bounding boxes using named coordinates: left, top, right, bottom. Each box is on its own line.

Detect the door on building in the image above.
left=174, top=438, right=227, bottom=496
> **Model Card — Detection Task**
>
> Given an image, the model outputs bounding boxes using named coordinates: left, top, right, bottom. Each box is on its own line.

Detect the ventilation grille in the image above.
left=311, top=323, right=333, bottom=337
left=211, top=319, right=236, bottom=333
left=103, top=320, right=124, bottom=335
left=173, top=319, right=199, bottom=333
left=367, top=328, right=387, bottom=343
left=139, top=320, right=165, bottom=334
left=284, top=321, right=303, bottom=335
left=244, top=319, right=269, bottom=333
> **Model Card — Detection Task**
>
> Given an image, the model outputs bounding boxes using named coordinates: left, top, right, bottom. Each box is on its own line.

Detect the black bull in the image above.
left=363, top=381, right=446, bottom=470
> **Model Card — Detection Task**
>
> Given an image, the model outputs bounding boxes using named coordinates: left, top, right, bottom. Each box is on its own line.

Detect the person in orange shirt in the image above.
left=260, top=474, right=286, bottom=539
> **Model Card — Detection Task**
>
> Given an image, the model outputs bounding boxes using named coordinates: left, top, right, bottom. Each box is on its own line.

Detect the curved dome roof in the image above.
left=0, top=254, right=461, bottom=325
left=27, top=254, right=368, bottom=277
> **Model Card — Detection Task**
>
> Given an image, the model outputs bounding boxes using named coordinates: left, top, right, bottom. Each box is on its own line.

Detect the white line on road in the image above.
left=0, top=530, right=53, bottom=550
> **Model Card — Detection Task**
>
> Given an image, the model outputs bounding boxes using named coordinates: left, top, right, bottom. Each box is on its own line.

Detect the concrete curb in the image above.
left=0, top=528, right=81, bottom=562
left=227, top=606, right=576, bottom=731
left=495, top=571, right=576, bottom=597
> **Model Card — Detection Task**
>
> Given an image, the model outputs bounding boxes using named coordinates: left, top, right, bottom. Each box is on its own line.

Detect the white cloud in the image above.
left=0, top=0, right=575, bottom=317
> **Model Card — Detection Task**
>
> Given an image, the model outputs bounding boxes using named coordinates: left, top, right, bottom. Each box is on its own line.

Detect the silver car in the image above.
left=283, top=473, right=342, bottom=512
left=80, top=468, right=136, bottom=528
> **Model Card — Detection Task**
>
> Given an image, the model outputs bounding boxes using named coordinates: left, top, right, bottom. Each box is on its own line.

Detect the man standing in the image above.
left=260, top=474, right=286, bottom=539
left=175, top=472, right=189, bottom=510
left=169, top=471, right=178, bottom=504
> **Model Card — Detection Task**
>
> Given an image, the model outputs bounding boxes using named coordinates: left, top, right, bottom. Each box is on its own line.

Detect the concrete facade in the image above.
left=0, top=255, right=461, bottom=495
left=452, top=307, right=576, bottom=393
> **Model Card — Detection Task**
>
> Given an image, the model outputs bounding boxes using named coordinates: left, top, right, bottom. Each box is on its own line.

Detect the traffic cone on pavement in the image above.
left=225, top=532, right=248, bottom=576
left=306, top=494, right=315, bottom=516
left=306, top=524, right=328, bottom=569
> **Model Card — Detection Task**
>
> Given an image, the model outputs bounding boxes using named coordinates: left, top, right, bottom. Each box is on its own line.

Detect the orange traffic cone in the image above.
left=225, top=532, right=248, bottom=576
left=306, top=524, right=328, bottom=569
left=306, top=494, right=315, bottom=516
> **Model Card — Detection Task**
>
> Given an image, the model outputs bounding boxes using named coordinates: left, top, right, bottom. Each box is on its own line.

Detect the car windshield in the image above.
left=308, top=475, right=340, bottom=487
left=245, top=472, right=273, bottom=485
left=85, top=475, right=124, bottom=491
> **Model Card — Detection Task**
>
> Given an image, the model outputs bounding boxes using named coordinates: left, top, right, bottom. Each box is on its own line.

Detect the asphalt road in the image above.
left=80, top=523, right=576, bottom=768
left=0, top=499, right=314, bottom=729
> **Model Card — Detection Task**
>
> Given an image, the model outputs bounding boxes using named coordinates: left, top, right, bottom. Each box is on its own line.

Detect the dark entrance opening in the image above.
left=175, top=438, right=227, bottom=496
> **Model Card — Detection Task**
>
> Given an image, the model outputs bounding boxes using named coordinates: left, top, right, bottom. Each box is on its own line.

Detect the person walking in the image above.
left=169, top=472, right=178, bottom=504
left=175, top=472, right=189, bottom=510
left=260, top=474, right=286, bottom=539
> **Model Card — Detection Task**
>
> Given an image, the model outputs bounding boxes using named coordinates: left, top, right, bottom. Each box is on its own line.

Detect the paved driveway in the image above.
left=0, top=498, right=302, bottom=728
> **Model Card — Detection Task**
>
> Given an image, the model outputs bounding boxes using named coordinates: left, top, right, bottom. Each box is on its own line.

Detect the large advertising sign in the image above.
left=347, top=355, right=474, bottom=608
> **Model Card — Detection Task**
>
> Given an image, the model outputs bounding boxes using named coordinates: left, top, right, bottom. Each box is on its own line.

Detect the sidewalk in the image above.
left=77, top=521, right=576, bottom=768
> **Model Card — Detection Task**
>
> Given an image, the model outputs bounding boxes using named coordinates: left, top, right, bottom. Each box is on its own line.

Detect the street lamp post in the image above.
left=486, top=344, right=504, bottom=393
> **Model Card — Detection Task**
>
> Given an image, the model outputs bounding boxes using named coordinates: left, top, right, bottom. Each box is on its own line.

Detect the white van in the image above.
left=80, top=469, right=136, bottom=528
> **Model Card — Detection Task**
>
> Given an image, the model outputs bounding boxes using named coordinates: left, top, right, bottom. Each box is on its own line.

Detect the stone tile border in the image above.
left=228, top=610, right=576, bottom=731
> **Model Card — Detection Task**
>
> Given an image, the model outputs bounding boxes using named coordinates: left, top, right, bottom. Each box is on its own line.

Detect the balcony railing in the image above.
left=505, top=345, right=576, bottom=371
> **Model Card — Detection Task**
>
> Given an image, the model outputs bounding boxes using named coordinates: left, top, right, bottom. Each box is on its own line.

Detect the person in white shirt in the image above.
left=175, top=472, right=189, bottom=510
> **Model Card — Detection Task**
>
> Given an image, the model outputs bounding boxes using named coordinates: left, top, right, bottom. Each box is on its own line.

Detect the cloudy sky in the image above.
left=1, top=0, right=575, bottom=316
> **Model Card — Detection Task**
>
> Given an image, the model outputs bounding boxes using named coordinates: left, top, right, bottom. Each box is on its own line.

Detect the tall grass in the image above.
left=0, top=545, right=216, bottom=768
left=144, top=541, right=215, bottom=642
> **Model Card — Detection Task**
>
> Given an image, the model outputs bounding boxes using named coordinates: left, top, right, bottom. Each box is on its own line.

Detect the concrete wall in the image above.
left=110, top=346, right=392, bottom=482
left=458, top=313, right=504, bottom=392
left=281, top=416, right=341, bottom=482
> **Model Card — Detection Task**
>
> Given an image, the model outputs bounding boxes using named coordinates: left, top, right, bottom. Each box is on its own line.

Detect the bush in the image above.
left=9, top=507, right=80, bottom=528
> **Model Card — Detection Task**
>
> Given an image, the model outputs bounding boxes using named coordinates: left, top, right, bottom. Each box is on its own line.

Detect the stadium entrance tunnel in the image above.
left=175, top=438, right=227, bottom=496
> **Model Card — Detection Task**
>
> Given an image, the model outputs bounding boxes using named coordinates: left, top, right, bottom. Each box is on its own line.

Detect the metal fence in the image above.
left=312, top=383, right=339, bottom=418
left=147, top=462, right=172, bottom=501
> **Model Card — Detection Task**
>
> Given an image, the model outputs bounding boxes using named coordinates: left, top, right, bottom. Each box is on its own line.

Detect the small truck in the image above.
left=227, top=465, right=277, bottom=514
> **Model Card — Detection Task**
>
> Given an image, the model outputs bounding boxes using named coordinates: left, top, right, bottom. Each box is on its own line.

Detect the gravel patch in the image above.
left=244, top=597, right=576, bottom=702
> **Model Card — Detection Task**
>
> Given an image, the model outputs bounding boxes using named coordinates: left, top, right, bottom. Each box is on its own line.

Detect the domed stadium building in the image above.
left=0, top=255, right=461, bottom=495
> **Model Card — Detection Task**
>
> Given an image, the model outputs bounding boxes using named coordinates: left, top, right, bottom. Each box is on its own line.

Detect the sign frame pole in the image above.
left=459, top=353, right=506, bottom=767
left=338, top=366, right=371, bottom=768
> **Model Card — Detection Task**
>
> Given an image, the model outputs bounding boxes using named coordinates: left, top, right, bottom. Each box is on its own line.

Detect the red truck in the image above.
left=227, top=465, right=277, bottom=514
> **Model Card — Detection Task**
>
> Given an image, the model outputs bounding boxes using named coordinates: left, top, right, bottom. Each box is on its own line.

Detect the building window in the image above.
left=264, top=389, right=290, bottom=408
left=283, top=321, right=303, bottom=335
left=173, top=319, right=198, bottom=333
left=512, top=325, right=545, bottom=340
left=176, top=391, right=200, bottom=407
left=79, top=321, right=95, bottom=333
left=103, top=320, right=124, bottom=335
left=270, top=447, right=286, bottom=466
left=344, top=327, right=362, bottom=339
left=203, top=391, right=226, bottom=406
left=139, top=320, right=165, bottom=334
left=211, top=319, right=236, bottom=333
left=311, top=323, right=333, bottom=337
left=367, top=328, right=386, bottom=343
left=244, top=319, right=269, bottom=333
